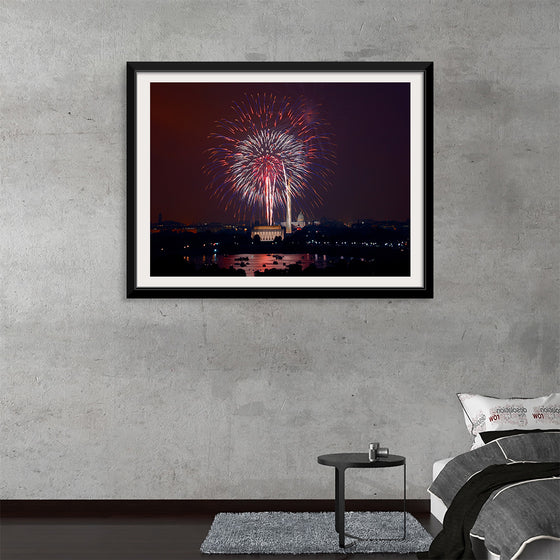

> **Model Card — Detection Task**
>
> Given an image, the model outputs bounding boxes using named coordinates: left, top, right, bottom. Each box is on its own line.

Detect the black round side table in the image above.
left=317, top=453, right=406, bottom=548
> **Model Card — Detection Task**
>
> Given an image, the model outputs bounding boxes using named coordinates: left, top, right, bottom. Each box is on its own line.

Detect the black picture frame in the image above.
left=127, top=61, right=433, bottom=298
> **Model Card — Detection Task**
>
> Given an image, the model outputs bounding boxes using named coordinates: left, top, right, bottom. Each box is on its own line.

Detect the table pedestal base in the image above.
left=333, top=462, right=406, bottom=548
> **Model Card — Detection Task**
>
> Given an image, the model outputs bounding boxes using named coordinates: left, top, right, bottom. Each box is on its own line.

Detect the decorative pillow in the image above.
left=457, top=393, right=560, bottom=438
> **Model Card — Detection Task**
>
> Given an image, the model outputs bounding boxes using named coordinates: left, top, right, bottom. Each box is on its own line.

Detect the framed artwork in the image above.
left=127, top=62, right=433, bottom=298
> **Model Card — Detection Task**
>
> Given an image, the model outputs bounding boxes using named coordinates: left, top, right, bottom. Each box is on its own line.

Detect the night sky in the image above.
left=150, top=82, right=410, bottom=225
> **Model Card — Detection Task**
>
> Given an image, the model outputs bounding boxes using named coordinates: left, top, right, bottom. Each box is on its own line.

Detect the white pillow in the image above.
left=457, top=393, right=560, bottom=440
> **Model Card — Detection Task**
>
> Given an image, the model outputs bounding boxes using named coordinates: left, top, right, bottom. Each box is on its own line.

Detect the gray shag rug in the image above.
left=200, top=511, right=433, bottom=554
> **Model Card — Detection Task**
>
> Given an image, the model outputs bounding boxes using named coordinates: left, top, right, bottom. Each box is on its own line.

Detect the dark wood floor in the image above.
left=0, top=513, right=441, bottom=560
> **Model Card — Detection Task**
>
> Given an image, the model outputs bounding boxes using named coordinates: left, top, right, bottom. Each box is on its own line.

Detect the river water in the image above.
left=187, top=253, right=330, bottom=276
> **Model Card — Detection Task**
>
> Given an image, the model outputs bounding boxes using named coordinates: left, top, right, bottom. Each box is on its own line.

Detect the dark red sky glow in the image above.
left=150, top=82, right=410, bottom=225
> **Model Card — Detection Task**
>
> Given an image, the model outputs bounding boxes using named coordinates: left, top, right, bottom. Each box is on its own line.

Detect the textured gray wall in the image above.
left=1, top=1, right=558, bottom=500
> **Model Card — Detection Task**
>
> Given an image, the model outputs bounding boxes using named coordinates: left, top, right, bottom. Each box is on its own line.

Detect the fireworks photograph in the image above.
left=127, top=62, right=433, bottom=297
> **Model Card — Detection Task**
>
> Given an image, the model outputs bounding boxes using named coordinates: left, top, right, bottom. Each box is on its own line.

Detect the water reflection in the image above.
left=189, top=253, right=329, bottom=276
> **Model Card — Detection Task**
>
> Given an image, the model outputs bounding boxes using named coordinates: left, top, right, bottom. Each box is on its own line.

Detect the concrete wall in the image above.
left=1, top=1, right=558, bottom=500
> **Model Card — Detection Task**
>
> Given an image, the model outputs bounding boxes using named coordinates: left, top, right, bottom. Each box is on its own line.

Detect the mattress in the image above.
left=429, top=457, right=451, bottom=525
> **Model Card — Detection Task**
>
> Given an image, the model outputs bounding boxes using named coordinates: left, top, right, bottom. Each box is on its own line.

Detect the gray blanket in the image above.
left=471, top=477, right=560, bottom=559
left=429, top=432, right=560, bottom=560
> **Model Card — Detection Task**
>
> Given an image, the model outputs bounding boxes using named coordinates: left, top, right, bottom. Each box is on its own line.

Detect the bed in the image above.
left=424, top=393, right=560, bottom=560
